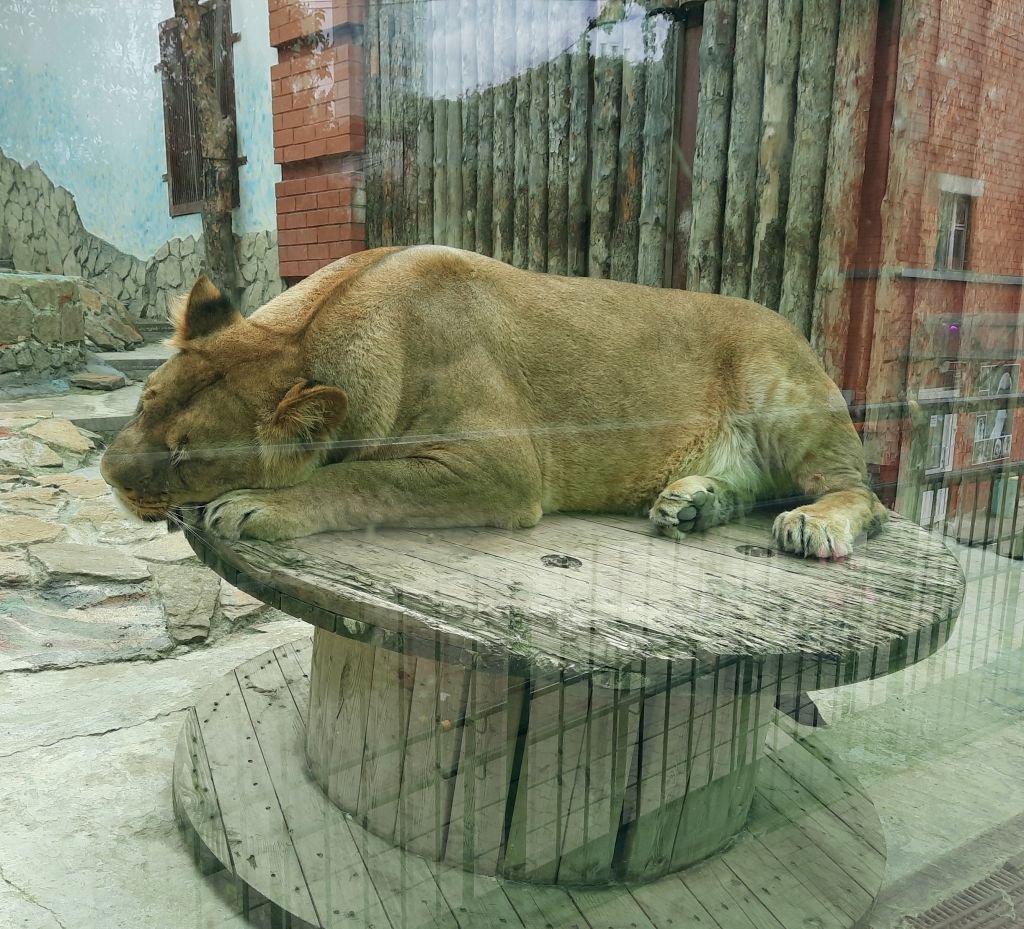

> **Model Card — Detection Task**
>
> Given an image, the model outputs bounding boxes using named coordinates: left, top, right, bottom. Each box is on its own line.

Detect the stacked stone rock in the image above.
left=0, top=148, right=284, bottom=318
left=0, top=274, right=85, bottom=382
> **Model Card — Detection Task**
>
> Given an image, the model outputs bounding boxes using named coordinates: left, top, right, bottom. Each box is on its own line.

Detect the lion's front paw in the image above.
left=649, top=476, right=726, bottom=539
left=204, top=490, right=305, bottom=542
left=772, top=508, right=854, bottom=560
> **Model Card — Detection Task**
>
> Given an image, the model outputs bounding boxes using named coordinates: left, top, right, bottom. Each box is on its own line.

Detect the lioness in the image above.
left=100, top=245, right=886, bottom=558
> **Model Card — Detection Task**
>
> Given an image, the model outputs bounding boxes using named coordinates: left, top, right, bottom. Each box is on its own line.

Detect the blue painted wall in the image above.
left=0, top=0, right=279, bottom=259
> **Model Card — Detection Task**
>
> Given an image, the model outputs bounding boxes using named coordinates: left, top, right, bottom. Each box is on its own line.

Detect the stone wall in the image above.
left=0, top=274, right=85, bottom=384
left=0, top=149, right=284, bottom=318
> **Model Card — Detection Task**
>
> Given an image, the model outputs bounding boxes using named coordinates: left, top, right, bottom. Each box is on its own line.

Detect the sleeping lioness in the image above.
left=100, top=245, right=886, bottom=558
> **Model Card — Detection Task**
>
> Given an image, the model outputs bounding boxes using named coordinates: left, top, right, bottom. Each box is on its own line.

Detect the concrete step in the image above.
left=134, top=319, right=175, bottom=344
left=94, top=345, right=174, bottom=378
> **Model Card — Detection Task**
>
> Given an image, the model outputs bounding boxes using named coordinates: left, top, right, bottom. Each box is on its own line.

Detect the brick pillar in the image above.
left=269, top=0, right=367, bottom=282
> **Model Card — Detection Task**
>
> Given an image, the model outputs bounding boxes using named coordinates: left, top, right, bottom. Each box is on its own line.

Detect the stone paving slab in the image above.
left=0, top=384, right=141, bottom=432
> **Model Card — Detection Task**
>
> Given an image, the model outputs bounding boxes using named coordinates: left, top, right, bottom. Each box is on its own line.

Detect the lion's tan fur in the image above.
left=101, top=245, right=885, bottom=558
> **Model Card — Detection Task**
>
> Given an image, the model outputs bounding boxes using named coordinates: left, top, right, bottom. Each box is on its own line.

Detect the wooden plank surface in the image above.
left=174, top=643, right=885, bottom=929
left=186, top=511, right=963, bottom=677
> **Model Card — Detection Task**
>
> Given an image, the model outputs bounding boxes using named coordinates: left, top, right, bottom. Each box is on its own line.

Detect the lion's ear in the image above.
left=260, top=381, right=349, bottom=454
left=170, top=276, right=242, bottom=342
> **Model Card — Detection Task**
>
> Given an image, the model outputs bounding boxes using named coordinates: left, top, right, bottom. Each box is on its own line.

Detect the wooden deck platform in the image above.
left=173, top=637, right=887, bottom=929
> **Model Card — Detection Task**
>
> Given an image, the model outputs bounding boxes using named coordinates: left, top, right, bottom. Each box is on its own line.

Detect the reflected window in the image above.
left=935, top=188, right=973, bottom=272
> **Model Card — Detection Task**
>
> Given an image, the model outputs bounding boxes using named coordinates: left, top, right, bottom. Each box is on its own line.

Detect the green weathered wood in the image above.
left=512, top=10, right=531, bottom=269
left=720, top=0, right=768, bottom=298
left=197, top=666, right=320, bottom=925
left=393, top=645, right=470, bottom=860
left=610, top=16, right=646, bottom=284
left=364, top=1, right=383, bottom=248
left=378, top=3, right=396, bottom=247
left=475, top=0, right=495, bottom=255
left=567, top=24, right=592, bottom=277
left=172, top=707, right=234, bottom=874
left=779, top=0, right=842, bottom=338
left=749, top=0, right=802, bottom=310
left=527, top=5, right=549, bottom=272
left=237, top=652, right=391, bottom=929
left=687, top=0, right=738, bottom=293
left=444, top=663, right=525, bottom=873
left=414, top=2, right=434, bottom=244
left=547, top=45, right=571, bottom=276
left=638, top=14, right=680, bottom=288
left=556, top=671, right=641, bottom=882
left=432, top=10, right=449, bottom=245
left=491, top=0, right=515, bottom=263
left=446, top=16, right=464, bottom=250
left=396, top=2, right=417, bottom=245
left=588, top=32, right=622, bottom=278
left=501, top=671, right=591, bottom=881
left=461, top=0, right=479, bottom=250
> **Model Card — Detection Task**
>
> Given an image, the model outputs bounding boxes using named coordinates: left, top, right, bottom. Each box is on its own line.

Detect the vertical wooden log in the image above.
left=397, top=2, right=417, bottom=245
left=432, top=5, right=449, bottom=245
left=589, top=25, right=623, bottom=278
left=547, top=38, right=571, bottom=275
left=811, top=0, right=879, bottom=382
left=365, top=1, right=383, bottom=248
left=567, top=22, right=592, bottom=277
left=719, top=0, right=768, bottom=298
left=638, top=15, right=680, bottom=288
left=611, top=14, right=646, bottom=283
left=867, top=1, right=930, bottom=476
left=461, top=1, right=479, bottom=249
left=779, top=0, right=841, bottom=338
left=528, top=8, right=549, bottom=271
left=686, top=0, right=738, bottom=294
left=378, top=3, right=396, bottom=247
left=492, top=0, right=515, bottom=263
left=415, top=1, right=435, bottom=245
left=748, top=0, right=803, bottom=310
left=446, top=14, right=464, bottom=248
left=512, top=12, right=531, bottom=268
left=475, top=0, right=495, bottom=255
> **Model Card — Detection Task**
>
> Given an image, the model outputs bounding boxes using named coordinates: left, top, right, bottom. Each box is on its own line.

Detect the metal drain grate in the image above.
left=905, top=862, right=1024, bottom=929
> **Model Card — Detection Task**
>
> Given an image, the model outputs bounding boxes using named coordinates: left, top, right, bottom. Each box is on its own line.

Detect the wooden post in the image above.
left=415, top=1, right=435, bottom=245
left=611, top=14, right=646, bottom=284
left=475, top=0, right=495, bottom=255
left=749, top=0, right=803, bottom=311
left=365, top=1, right=383, bottom=248
left=172, top=0, right=239, bottom=298
left=432, top=6, right=448, bottom=245
left=492, top=0, right=515, bottom=263
left=528, top=8, right=549, bottom=272
left=398, top=4, right=417, bottom=247
left=719, top=0, right=768, bottom=298
left=547, top=38, right=571, bottom=275
left=461, top=0, right=479, bottom=250
left=378, top=3, right=396, bottom=246
left=567, top=22, right=593, bottom=278
left=811, top=0, right=879, bottom=382
left=446, top=16, right=464, bottom=249
left=779, top=0, right=841, bottom=338
left=686, top=0, right=738, bottom=294
left=589, top=25, right=623, bottom=278
left=638, top=15, right=681, bottom=288
left=513, top=12, right=531, bottom=269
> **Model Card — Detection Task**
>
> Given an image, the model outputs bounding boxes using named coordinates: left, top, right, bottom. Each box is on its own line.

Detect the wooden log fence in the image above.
left=363, top=0, right=882, bottom=362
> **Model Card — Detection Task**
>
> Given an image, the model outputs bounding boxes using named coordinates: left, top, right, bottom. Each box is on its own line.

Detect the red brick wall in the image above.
left=848, top=0, right=1024, bottom=485
left=268, top=0, right=367, bottom=282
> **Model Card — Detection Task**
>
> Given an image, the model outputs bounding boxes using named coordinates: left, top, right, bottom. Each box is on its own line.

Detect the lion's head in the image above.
left=100, top=276, right=348, bottom=525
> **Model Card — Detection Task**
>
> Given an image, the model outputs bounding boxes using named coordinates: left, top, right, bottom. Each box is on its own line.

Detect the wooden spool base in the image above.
left=173, top=638, right=886, bottom=929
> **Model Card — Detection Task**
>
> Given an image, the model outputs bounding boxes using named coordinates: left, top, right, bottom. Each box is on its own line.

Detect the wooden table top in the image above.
left=186, top=507, right=965, bottom=676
